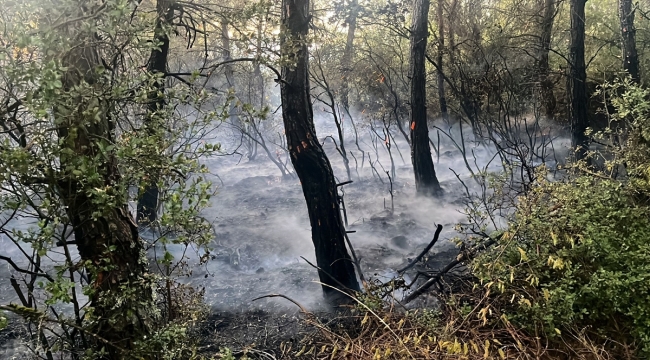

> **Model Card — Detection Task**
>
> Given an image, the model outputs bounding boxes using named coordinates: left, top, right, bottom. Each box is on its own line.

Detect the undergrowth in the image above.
left=267, top=79, right=649, bottom=360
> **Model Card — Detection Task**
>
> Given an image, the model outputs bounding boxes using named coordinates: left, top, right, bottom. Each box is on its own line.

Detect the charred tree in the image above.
left=436, top=0, right=448, bottom=118
left=568, top=0, right=589, bottom=160
left=619, top=0, right=639, bottom=83
left=280, top=0, right=360, bottom=300
left=340, top=0, right=358, bottom=113
left=137, top=0, right=174, bottom=224
left=409, top=0, right=443, bottom=196
left=57, top=27, right=154, bottom=359
left=537, top=0, right=557, bottom=118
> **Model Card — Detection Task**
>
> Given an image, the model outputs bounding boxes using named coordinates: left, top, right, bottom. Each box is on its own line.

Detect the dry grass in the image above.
left=204, top=278, right=638, bottom=360
left=277, top=279, right=640, bottom=360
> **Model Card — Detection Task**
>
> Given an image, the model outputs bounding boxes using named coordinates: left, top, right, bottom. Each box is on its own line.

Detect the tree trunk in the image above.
left=436, top=0, right=448, bottom=118
left=221, top=19, right=235, bottom=88
left=568, top=0, right=589, bottom=160
left=340, top=0, right=358, bottom=113
left=468, top=0, right=482, bottom=54
left=255, top=16, right=265, bottom=108
left=57, top=29, right=154, bottom=359
left=280, top=0, right=360, bottom=300
left=137, top=0, right=173, bottom=224
left=619, top=0, right=639, bottom=83
left=537, top=0, right=556, bottom=118
left=409, top=0, right=443, bottom=196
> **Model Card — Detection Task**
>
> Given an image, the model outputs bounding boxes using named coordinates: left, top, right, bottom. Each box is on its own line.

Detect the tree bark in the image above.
left=568, top=0, right=589, bottom=160
left=409, top=0, right=443, bottom=196
left=221, top=19, right=235, bottom=88
left=619, top=0, right=639, bottom=83
left=280, top=0, right=360, bottom=300
left=340, top=0, right=358, bottom=113
left=137, top=0, right=174, bottom=224
left=255, top=16, right=265, bottom=108
left=57, top=28, right=154, bottom=359
left=436, top=0, right=448, bottom=118
left=537, top=0, right=557, bottom=118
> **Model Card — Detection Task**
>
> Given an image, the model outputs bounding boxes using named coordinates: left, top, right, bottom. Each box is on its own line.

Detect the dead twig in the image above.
left=403, top=234, right=501, bottom=304
left=0, top=255, right=54, bottom=281
left=300, top=256, right=357, bottom=297
left=398, top=224, right=443, bottom=273
left=252, top=294, right=309, bottom=314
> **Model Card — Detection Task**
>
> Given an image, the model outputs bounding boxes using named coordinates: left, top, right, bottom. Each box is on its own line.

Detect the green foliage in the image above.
left=0, top=312, right=6, bottom=330
left=471, top=80, right=650, bottom=355
left=0, top=0, right=220, bottom=357
left=409, top=308, right=442, bottom=332
left=218, top=347, right=237, bottom=360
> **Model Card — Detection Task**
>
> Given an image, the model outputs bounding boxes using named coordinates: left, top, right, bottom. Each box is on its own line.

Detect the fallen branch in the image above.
left=398, top=224, right=443, bottom=273
left=252, top=294, right=308, bottom=314
left=403, top=235, right=500, bottom=304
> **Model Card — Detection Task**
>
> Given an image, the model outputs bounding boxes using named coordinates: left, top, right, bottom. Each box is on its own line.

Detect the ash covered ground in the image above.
left=0, top=112, right=569, bottom=357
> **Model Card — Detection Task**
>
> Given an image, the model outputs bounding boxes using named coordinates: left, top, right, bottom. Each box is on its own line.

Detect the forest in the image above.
left=0, top=0, right=649, bottom=358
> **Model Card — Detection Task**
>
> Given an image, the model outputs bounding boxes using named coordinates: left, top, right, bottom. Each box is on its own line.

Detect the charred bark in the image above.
left=568, top=0, right=589, bottom=160
left=340, top=0, right=358, bottom=113
left=57, top=31, right=154, bottom=358
left=137, top=0, right=174, bottom=224
left=619, top=0, right=639, bottom=83
left=436, top=0, right=448, bottom=118
left=537, top=0, right=557, bottom=118
left=280, top=0, right=360, bottom=300
left=409, top=0, right=443, bottom=196
left=255, top=16, right=266, bottom=108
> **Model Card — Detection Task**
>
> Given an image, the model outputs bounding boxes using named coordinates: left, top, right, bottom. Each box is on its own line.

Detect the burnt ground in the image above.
left=1, top=119, right=503, bottom=358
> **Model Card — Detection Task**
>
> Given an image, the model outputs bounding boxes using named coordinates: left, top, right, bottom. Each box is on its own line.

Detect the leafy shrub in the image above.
left=471, top=79, right=650, bottom=355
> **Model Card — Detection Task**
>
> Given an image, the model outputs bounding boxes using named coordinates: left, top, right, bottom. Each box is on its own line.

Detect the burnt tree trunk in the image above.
left=280, top=0, right=360, bottom=300
left=340, top=0, right=358, bottom=113
left=409, top=0, right=443, bottom=196
left=619, top=0, right=639, bottom=83
left=537, top=0, right=557, bottom=118
left=568, top=0, right=589, bottom=160
left=57, top=28, right=154, bottom=359
left=436, top=0, right=448, bottom=118
left=137, top=0, right=173, bottom=224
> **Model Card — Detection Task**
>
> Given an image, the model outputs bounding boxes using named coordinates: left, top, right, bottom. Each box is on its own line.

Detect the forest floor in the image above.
left=0, top=121, right=500, bottom=358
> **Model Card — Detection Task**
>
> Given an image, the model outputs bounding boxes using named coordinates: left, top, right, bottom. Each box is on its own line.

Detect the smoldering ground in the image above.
left=0, top=107, right=570, bottom=358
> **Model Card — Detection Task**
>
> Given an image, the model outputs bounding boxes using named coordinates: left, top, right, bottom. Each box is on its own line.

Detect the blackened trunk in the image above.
left=619, top=0, right=639, bottom=82
left=137, top=0, right=173, bottom=224
left=409, top=0, right=443, bottom=196
left=340, top=0, right=358, bottom=112
left=568, top=0, right=589, bottom=160
left=538, top=0, right=556, bottom=118
left=436, top=0, right=448, bottom=117
left=280, top=0, right=360, bottom=300
left=58, top=32, right=154, bottom=359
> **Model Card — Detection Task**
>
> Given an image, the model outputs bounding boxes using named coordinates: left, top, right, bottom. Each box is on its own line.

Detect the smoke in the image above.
left=0, top=104, right=572, bottom=318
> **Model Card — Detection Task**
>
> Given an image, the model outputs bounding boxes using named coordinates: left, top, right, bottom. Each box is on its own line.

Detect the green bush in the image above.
left=471, top=80, right=650, bottom=355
